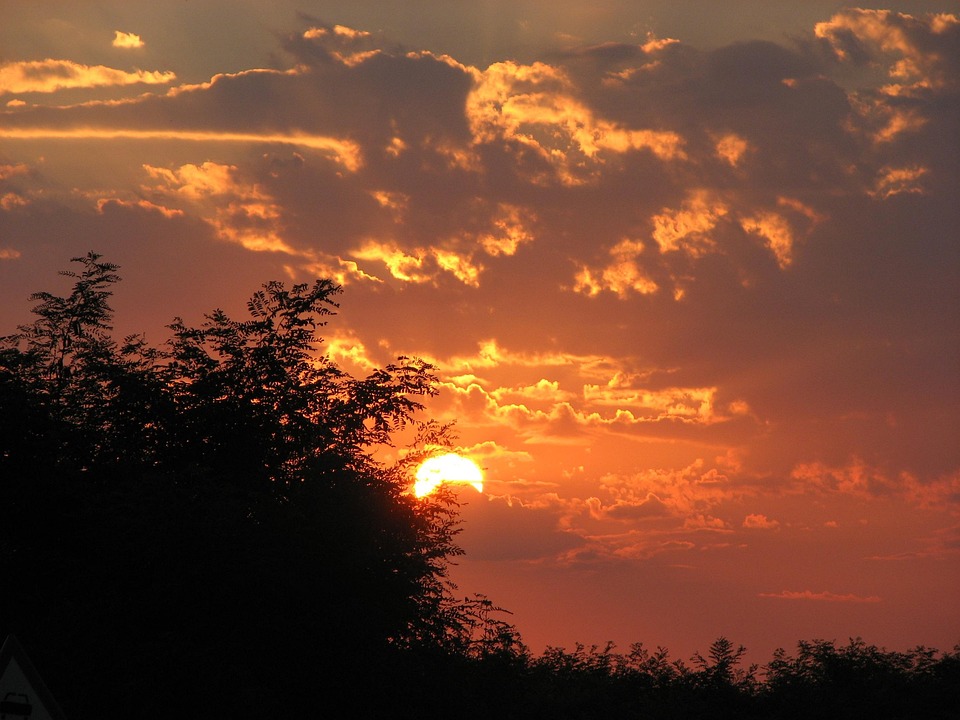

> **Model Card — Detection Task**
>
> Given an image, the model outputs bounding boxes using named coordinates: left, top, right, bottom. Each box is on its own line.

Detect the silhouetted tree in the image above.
left=761, top=638, right=960, bottom=719
left=0, top=253, right=470, bottom=717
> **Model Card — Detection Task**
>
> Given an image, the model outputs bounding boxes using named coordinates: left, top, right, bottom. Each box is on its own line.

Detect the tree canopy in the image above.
left=0, top=253, right=502, bottom=717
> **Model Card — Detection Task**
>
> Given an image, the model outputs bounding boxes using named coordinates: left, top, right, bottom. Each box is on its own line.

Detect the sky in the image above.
left=1, top=1, right=958, bottom=662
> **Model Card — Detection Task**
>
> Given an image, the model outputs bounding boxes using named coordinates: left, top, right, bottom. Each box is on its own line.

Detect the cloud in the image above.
left=815, top=9, right=960, bottom=94
left=113, top=31, right=144, bottom=49
left=869, top=165, right=928, bottom=199
left=758, top=590, right=881, bottom=603
left=466, top=59, right=686, bottom=185
left=0, top=59, right=174, bottom=95
left=742, top=513, right=780, bottom=530
left=573, top=238, right=659, bottom=298
left=458, top=495, right=585, bottom=561
left=652, top=190, right=728, bottom=257
left=599, top=460, right=744, bottom=517
left=714, top=133, right=750, bottom=166
left=141, top=162, right=296, bottom=254
left=0, top=163, right=29, bottom=181
left=602, top=493, right=672, bottom=520
left=0, top=127, right=361, bottom=171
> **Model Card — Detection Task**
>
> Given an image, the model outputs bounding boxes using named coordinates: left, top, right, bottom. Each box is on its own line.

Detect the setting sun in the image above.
left=414, top=453, right=484, bottom=498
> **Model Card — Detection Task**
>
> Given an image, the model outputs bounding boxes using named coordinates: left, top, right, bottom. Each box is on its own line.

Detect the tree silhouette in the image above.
left=0, top=253, right=470, bottom=717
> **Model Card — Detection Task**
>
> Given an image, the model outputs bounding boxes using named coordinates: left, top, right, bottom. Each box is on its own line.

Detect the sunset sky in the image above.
left=1, top=1, right=958, bottom=661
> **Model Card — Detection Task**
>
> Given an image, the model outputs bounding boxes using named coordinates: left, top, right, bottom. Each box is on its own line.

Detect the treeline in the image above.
left=1, top=255, right=956, bottom=719
left=451, top=637, right=960, bottom=719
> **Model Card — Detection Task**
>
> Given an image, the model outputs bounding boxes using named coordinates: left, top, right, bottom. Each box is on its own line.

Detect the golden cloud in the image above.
left=0, top=59, right=174, bottom=95
left=142, top=162, right=296, bottom=254
left=112, top=31, right=144, bottom=49
left=351, top=241, right=483, bottom=287
left=652, top=190, right=728, bottom=256
left=0, top=128, right=362, bottom=172
left=478, top=204, right=536, bottom=257
left=816, top=9, right=959, bottom=94
left=714, top=133, right=750, bottom=167
left=353, top=241, right=430, bottom=284
left=297, top=256, right=381, bottom=287
left=422, top=339, right=614, bottom=378
left=467, top=60, right=685, bottom=185
left=574, top=238, right=658, bottom=298
left=582, top=382, right=721, bottom=423
left=95, top=197, right=184, bottom=219
left=434, top=248, right=483, bottom=287
left=740, top=211, right=795, bottom=268
left=490, top=379, right=576, bottom=404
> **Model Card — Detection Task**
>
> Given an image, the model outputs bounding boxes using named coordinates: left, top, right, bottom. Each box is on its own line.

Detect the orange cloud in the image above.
left=815, top=9, right=958, bottom=94
left=583, top=382, right=721, bottom=423
left=651, top=190, right=728, bottom=256
left=490, top=379, right=575, bottom=404
left=684, top=514, right=730, bottom=530
left=352, top=241, right=430, bottom=284
left=869, top=165, right=928, bottom=199
left=304, top=25, right=372, bottom=41
left=600, top=460, right=744, bottom=517
left=1, top=193, right=28, bottom=210
left=422, top=339, right=613, bottom=379
left=739, top=211, right=795, bottom=268
left=574, top=238, right=658, bottom=298
left=352, top=241, right=484, bottom=287
left=301, top=25, right=378, bottom=66
left=759, top=590, right=881, bottom=603
left=714, top=133, right=750, bottom=166
left=0, top=163, right=29, bottom=181
left=0, top=59, right=174, bottom=94
left=113, top=31, right=144, bottom=49
left=467, top=60, right=685, bottom=185
left=742, top=513, right=780, bottom=530
left=434, top=248, right=483, bottom=287
left=0, top=128, right=362, bottom=171
left=478, top=204, right=535, bottom=257
left=95, top=197, right=183, bottom=219
left=295, top=256, right=381, bottom=288
left=142, top=162, right=295, bottom=254
left=788, top=459, right=960, bottom=511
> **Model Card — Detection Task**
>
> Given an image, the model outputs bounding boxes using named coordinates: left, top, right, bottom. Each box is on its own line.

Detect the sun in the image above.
left=413, top=453, right=484, bottom=498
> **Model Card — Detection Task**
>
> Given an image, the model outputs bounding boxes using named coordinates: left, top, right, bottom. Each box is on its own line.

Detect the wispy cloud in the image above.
left=0, top=59, right=173, bottom=94
left=0, top=128, right=361, bottom=170
left=759, top=590, right=882, bottom=603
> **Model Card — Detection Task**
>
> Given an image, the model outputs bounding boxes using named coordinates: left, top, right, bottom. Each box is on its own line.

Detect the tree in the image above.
left=0, top=254, right=468, bottom=717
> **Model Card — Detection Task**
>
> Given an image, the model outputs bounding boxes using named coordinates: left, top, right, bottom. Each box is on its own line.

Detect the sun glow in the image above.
left=413, top=453, right=484, bottom=498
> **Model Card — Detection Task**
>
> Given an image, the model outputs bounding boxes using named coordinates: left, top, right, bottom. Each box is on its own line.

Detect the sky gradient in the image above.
left=1, top=1, right=958, bottom=661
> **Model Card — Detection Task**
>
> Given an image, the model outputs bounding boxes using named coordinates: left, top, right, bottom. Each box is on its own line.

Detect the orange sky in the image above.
left=1, top=1, right=958, bottom=661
